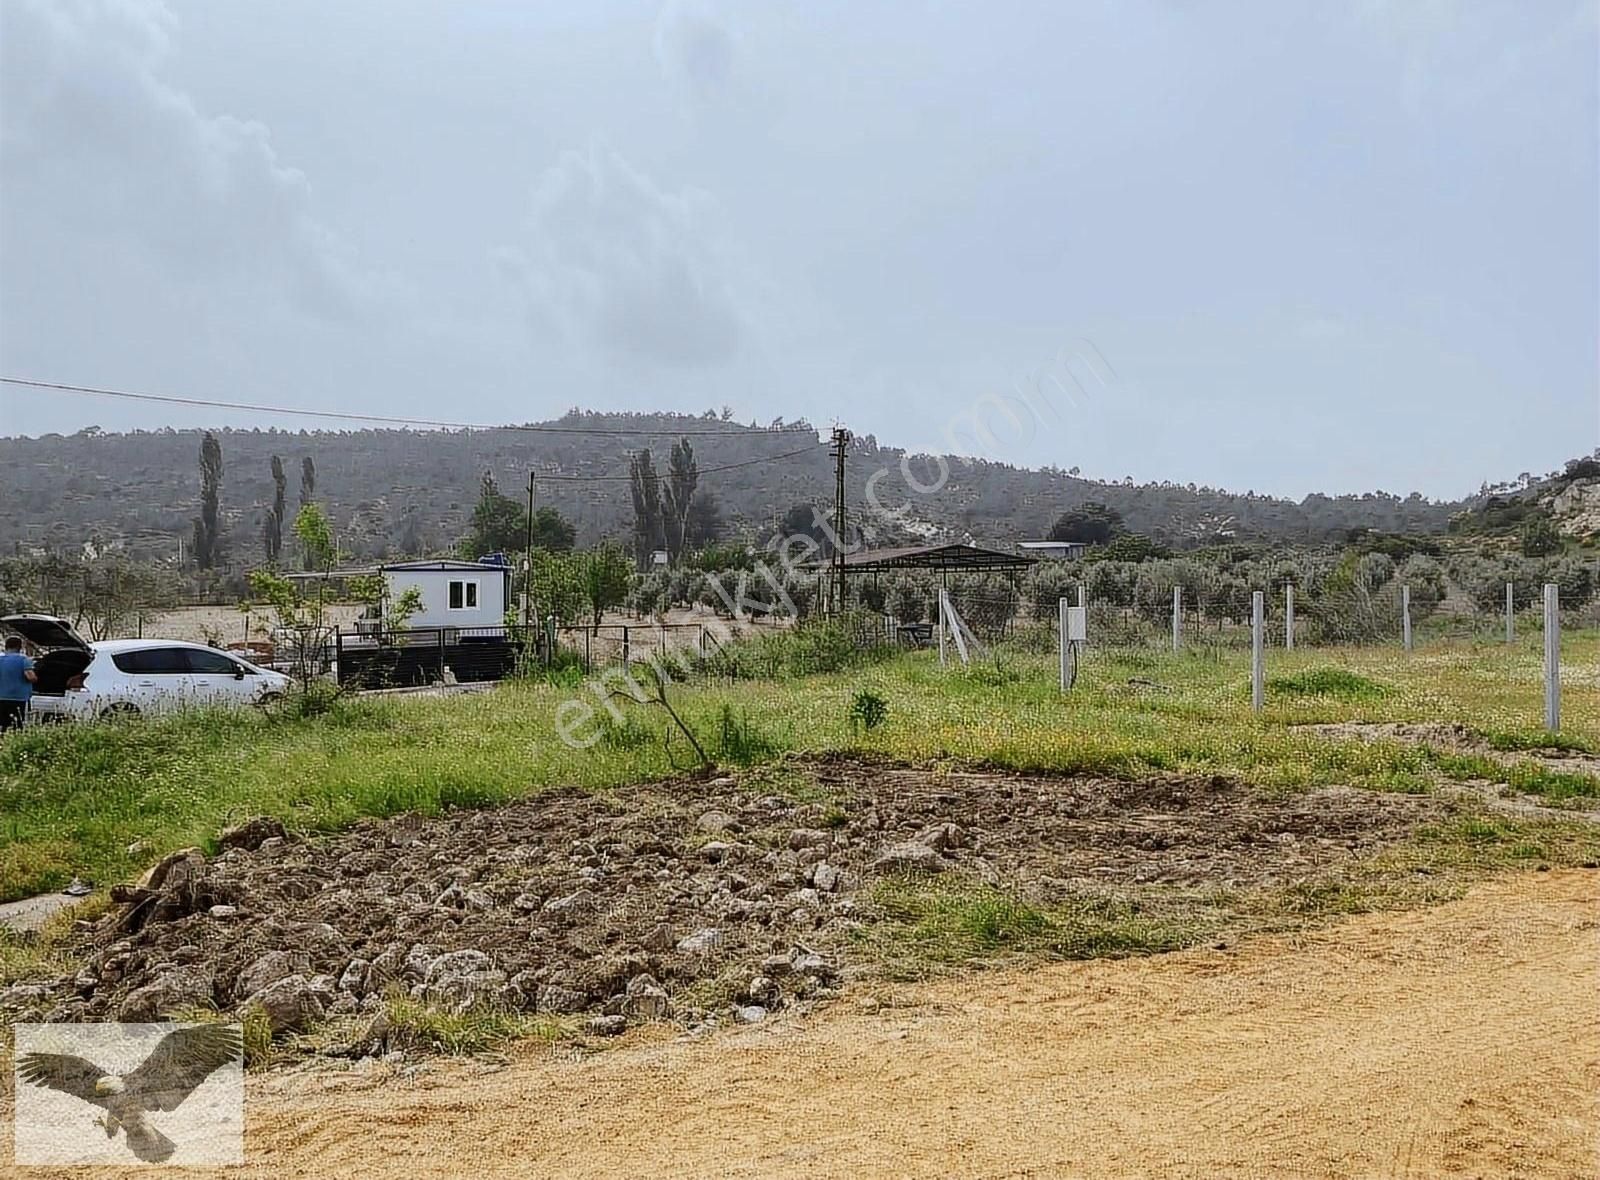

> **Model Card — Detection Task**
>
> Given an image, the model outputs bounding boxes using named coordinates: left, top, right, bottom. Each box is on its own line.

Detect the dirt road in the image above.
left=14, top=870, right=1599, bottom=1178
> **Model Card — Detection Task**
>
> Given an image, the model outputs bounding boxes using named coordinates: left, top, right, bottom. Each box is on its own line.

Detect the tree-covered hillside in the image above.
left=0, top=410, right=1476, bottom=566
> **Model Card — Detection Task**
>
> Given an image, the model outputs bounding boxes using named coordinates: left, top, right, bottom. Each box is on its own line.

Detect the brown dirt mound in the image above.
left=4, top=758, right=1443, bottom=1039
left=9, top=869, right=1592, bottom=1178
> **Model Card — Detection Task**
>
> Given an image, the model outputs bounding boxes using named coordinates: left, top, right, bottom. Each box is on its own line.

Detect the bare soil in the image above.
left=3, top=757, right=1443, bottom=1034
left=7, top=869, right=1594, bottom=1178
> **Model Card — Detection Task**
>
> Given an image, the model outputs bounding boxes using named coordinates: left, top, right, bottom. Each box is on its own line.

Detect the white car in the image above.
left=1, top=615, right=292, bottom=723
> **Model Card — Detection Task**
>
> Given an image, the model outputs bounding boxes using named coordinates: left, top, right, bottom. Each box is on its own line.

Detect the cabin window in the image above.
left=448, top=580, right=479, bottom=610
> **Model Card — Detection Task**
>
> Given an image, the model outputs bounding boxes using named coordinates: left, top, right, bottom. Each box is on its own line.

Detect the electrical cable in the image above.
left=0, top=376, right=818, bottom=439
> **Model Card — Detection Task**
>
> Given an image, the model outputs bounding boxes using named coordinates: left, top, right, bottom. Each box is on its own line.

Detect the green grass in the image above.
left=1, top=631, right=1596, bottom=901
left=380, top=996, right=565, bottom=1056
left=1266, top=666, right=1391, bottom=701
left=859, top=877, right=1203, bottom=977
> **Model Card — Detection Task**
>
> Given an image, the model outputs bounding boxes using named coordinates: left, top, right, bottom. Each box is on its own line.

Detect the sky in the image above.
left=0, top=0, right=1595, bottom=499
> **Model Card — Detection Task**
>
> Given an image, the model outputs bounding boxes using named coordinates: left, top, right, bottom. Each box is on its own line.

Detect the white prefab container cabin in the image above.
left=380, top=560, right=511, bottom=630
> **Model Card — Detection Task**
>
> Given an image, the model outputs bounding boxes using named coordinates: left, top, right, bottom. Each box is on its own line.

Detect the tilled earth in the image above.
left=3, top=756, right=1445, bottom=1049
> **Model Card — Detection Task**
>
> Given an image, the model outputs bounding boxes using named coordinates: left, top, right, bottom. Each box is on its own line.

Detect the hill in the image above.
left=0, top=411, right=1471, bottom=566
left=1446, top=455, right=1600, bottom=548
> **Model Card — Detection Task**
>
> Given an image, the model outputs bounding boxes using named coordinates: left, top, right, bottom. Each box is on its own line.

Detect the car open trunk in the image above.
left=29, top=648, right=93, bottom=695
left=1, top=614, right=92, bottom=696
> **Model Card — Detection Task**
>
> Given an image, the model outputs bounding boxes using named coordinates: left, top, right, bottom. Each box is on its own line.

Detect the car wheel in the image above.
left=100, top=703, right=141, bottom=721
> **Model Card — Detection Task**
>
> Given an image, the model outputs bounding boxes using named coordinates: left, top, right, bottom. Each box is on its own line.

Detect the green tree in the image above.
left=529, top=550, right=586, bottom=626
left=263, top=455, right=287, bottom=564
left=466, top=471, right=527, bottom=557
left=663, top=437, right=699, bottom=563
left=295, top=502, right=336, bottom=572
left=193, top=432, right=223, bottom=570
left=299, top=456, right=317, bottom=569
left=529, top=505, right=576, bottom=552
left=1520, top=514, right=1562, bottom=557
left=684, top=490, right=725, bottom=548
left=1049, top=501, right=1123, bottom=545
left=583, top=543, right=634, bottom=629
left=628, top=449, right=666, bottom=568
left=464, top=473, right=575, bottom=557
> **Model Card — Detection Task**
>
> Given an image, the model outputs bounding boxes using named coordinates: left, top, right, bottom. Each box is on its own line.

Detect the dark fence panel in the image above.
left=334, top=625, right=533, bottom=689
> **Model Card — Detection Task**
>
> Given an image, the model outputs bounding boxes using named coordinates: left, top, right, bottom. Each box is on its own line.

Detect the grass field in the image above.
left=1, top=630, right=1595, bottom=904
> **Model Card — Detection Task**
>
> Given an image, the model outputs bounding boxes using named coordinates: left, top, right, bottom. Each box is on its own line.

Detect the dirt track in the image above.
left=28, top=867, right=1582, bottom=1179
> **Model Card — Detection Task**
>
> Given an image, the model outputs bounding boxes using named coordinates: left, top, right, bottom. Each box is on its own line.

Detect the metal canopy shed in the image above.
left=830, top=542, right=1037, bottom=576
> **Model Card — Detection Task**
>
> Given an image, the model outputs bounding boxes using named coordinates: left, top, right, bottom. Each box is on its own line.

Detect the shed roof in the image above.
left=822, top=542, right=1036, bottom=574
left=381, top=560, right=512, bottom=573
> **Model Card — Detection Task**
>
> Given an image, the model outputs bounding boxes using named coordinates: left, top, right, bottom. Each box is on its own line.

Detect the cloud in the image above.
left=0, top=0, right=377, bottom=318
left=654, top=0, right=736, bottom=101
left=501, top=145, right=746, bottom=369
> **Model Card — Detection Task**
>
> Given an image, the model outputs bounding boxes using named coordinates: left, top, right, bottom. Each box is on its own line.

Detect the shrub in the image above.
left=1266, top=666, right=1391, bottom=701
left=848, top=689, right=889, bottom=733
left=1520, top=514, right=1563, bottom=557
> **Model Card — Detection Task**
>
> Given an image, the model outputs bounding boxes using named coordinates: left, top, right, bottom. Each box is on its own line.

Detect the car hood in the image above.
left=0, top=614, right=89, bottom=651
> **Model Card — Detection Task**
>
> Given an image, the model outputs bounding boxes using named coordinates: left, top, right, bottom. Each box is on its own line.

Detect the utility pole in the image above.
left=523, top=472, right=536, bottom=633
left=830, top=426, right=851, bottom=615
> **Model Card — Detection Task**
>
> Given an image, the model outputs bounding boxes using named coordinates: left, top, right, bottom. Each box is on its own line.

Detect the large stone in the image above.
left=367, top=945, right=407, bottom=987
left=621, top=974, right=670, bottom=1021
left=788, top=829, right=831, bottom=852
left=419, top=950, right=506, bottom=1011
left=402, top=943, right=443, bottom=982
left=542, top=890, right=598, bottom=922
left=234, top=950, right=312, bottom=1001
left=675, top=928, right=724, bottom=955
left=914, top=823, right=966, bottom=852
left=745, top=975, right=780, bottom=1006
left=734, top=1004, right=768, bottom=1025
left=640, top=922, right=675, bottom=953
left=498, top=970, right=539, bottom=1011
left=138, top=847, right=206, bottom=892
left=118, top=965, right=215, bottom=1021
left=586, top=1014, right=627, bottom=1037
left=695, top=810, right=738, bottom=835
left=792, top=951, right=836, bottom=981
left=338, top=958, right=372, bottom=996
left=871, top=842, right=947, bottom=874
left=246, top=974, right=326, bottom=1034
left=217, top=817, right=287, bottom=852
left=759, top=952, right=796, bottom=977
left=810, top=863, right=842, bottom=892
left=537, top=984, right=589, bottom=1015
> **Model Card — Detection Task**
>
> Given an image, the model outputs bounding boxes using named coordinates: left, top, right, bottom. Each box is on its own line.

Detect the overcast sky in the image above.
left=1, top=0, right=1595, bottom=498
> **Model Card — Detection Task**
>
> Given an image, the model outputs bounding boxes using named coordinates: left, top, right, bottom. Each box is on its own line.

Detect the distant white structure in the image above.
left=1018, top=540, right=1086, bottom=561
left=380, top=560, right=511, bottom=629
left=649, top=549, right=670, bottom=568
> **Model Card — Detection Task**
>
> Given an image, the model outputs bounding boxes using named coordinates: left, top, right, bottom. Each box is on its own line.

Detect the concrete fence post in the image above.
left=1251, top=591, right=1265, bottom=715
left=1285, top=585, right=1295, bottom=650
left=1505, top=582, right=1515, bottom=644
left=1172, top=585, right=1182, bottom=652
left=1059, top=597, right=1069, bottom=693
left=1401, top=585, right=1412, bottom=652
left=1544, top=583, right=1560, bottom=732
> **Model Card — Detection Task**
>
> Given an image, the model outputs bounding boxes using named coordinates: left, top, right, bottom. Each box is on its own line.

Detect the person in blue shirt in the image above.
left=0, top=635, right=38, bottom=732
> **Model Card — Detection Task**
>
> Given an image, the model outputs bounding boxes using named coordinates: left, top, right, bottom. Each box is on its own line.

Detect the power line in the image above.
left=0, top=376, right=816, bottom=439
